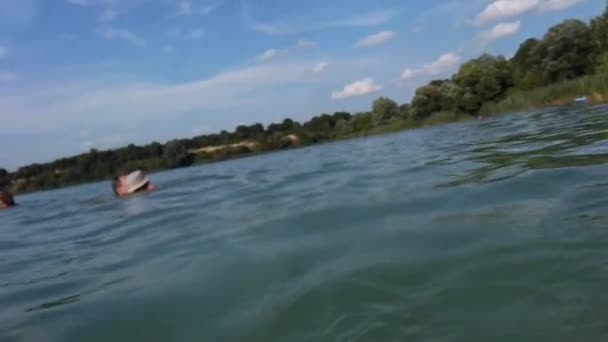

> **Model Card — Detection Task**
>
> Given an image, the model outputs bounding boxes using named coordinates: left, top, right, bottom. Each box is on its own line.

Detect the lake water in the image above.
left=2, top=105, right=608, bottom=341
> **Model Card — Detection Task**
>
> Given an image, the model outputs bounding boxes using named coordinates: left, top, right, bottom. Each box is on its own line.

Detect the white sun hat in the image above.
left=123, top=170, right=150, bottom=194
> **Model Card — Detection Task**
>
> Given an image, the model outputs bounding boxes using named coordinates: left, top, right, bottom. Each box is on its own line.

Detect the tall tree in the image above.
left=372, top=97, right=399, bottom=125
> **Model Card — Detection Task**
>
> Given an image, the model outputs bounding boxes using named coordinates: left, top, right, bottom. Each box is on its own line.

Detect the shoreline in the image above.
left=9, top=99, right=605, bottom=196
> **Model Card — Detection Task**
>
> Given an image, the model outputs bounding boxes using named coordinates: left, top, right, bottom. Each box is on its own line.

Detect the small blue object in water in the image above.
left=574, top=96, right=588, bottom=104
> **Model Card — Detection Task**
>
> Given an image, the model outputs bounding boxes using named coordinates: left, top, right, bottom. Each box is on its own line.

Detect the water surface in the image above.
left=2, top=105, right=608, bottom=341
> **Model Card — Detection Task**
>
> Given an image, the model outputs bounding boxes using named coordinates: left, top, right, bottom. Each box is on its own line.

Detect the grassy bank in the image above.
left=480, top=72, right=608, bottom=116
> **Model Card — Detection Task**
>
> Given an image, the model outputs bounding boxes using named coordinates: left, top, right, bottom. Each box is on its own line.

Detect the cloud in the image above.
left=257, top=48, right=289, bottom=62
left=355, top=31, right=396, bottom=48
left=257, top=40, right=318, bottom=62
left=97, top=27, right=146, bottom=47
left=313, top=61, right=329, bottom=74
left=99, top=8, right=117, bottom=22
left=178, top=0, right=192, bottom=15
left=0, top=71, right=19, bottom=82
left=0, top=46, right=6, bottom=59
left=472, top=0, right=584, bottom=26
left=83, top=132, right=134, bottom=150
left=65, top=0, right=125, bottom=22
left=251, top=9, right=397, bottom=35
left=66, top=0, right=91, bottom=5
left=201, top=2, right=222, bottom=15
left=165, top=27, right=206, bottom=40
left=186, top=28, right=205, bottom=40
left=165, top=27, right=181, bottom=38
left=0, top=0, right=39, bottom=29
left=331, top=78, right=381, bottom=99
left=296, top=39, right=317, bottom=48
left=178, top=0, right=221, bottom=16
left=478, top=21, right=521, bottom=43
left=400, top=69, right=417, bottom=81
left=538, top=0, right=584, bottom=11
left=0, top=62, right=319, bottom=134
left=191, top=125, right=211, bottom=135
left=401, top=52, right=461, bottom=80
left=473, top=0, right=538, bottom=26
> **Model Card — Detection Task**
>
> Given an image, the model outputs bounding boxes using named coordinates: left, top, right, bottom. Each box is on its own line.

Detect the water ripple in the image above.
left=3, top=105, right=608, bottom=341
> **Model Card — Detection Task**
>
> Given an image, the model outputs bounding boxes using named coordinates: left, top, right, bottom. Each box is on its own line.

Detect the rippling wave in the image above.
left=2, top=105, right=608, bottom=341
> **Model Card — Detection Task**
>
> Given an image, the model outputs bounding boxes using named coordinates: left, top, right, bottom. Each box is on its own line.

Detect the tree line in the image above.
left=3, top=4, right=608, bottom=194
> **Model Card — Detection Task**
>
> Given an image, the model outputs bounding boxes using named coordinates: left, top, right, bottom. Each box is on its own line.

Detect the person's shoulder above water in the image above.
left=0, top=190, right=16, bottom=209
left=111, top=170, right=157, bottom=197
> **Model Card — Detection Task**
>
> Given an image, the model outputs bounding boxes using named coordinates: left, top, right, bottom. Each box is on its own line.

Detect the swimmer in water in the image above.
left=0, top=190, right=16, bottom=209
left=112, top=170, right=157, bottom=197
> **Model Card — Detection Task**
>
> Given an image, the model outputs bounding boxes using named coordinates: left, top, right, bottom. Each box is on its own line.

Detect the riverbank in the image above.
left=4, top=98, right=600, bottom=196
left=481, top=72, right=608, bottom=116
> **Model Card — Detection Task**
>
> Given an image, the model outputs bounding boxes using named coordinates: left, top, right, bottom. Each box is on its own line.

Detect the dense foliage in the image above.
left=3, top=4, right=608, bottom=194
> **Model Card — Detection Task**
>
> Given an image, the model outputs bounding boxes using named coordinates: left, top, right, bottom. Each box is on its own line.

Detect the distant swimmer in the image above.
left=0, top=190, right=16, bottom=209
left=112, top=170, right=157, bottom=197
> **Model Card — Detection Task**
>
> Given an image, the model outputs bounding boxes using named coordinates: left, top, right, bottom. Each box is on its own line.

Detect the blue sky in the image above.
left=0, top=0, right=604, bottom=169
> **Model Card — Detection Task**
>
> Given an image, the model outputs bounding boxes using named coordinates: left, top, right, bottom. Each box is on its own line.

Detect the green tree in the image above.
left=511, top=38, right=541, bottom=84
left=0, top=168, right=8, bottom=188
left=351, top=112, right=373, bottom=132
left=372, top=97, right=399, bottom=125
left=162, top=139, right=189, bottom=169
left=333, top=112, right=352, bottom=122
left=398, top=104, right=411, bottom=119
left=534, top=19, right=595, bottom=82
left=438, top=81, right=465, bottom=112
left=334, top=119, right=351, bottom=135
left=590, top=3, right=608, bottom=54
left=410, top=84, right=443, bottom=119
left=452, top=54, right=513, bottom=113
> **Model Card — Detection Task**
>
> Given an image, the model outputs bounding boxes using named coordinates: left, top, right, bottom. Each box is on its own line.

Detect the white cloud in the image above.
left=165, top=27, right=206, bottom=40
left=400, top=68, right=417, bottom=81
left=65, top=0, right=126, bottom=23
left=355, top=31, right=396, bottom=48
left=66, top=0, right=91, bottom=5
left=177, top=0, right=221, bottom=16
left=191, top=126, right=211, bottom=135
left=257, top=40, right=318, bottom=62
left=186, top=28, right=206, bottom=40
left=0, top=62, right=319, bottom=134
left=251, top=9, right=397, bottom=35
left=296, top=39, right=317, bottom=48
left=178, top=0, right=192, bottom=15
left=472, top=0, right=584, bottom=26
left=97, top=27, right=146, bottom=47
left=0, top=0, right=39, bottom=29
left=478, top=21, right=521, bottom=43
left=313, top=61, right=329, bottom=74
left=99, top=8, right=117, bottom=22
left=426, top=54, right=461, bottom=74
left=538, top=0, right=584, bottom=11
left=331, top=78, right=381, bottom=99
left=83, top=132, right=133, bottom=150
left=0, top=71, right=19, bottom=82
left=257, top=48, right=288, bottom=62
left=201, top=2, right=222, bottom=15
left=0, top=46, right=6, bottom=59
left=474, top=0, right=538, bottom=26
left=165, top=27, right=181, bottom=38
left=401, top=52, right=461, bottom=80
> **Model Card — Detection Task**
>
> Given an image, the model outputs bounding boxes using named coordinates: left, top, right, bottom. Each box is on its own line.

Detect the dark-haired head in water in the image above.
left=0, top=190, right=15, bottom=209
